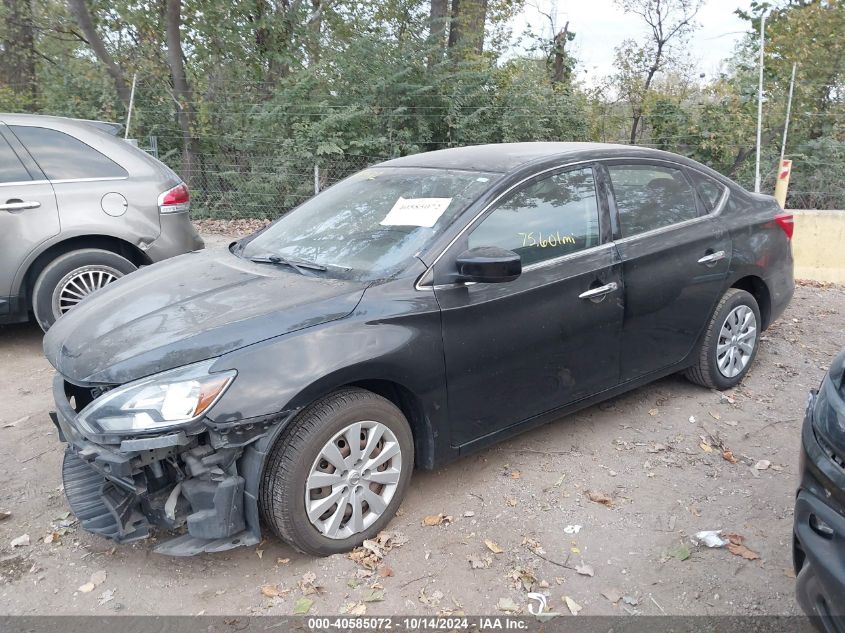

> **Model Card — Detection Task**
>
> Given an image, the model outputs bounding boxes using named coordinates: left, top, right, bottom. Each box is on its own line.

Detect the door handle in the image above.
left=0, top=200, right=40, bottom=211
left=697, top=250, right=726, bottom=265
left=579, top=281, right=618, bottom=300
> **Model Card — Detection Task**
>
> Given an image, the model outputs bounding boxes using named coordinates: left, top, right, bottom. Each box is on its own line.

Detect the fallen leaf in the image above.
left=419, top=587, right=444, bottom=606
left=669, top=544, right=691, bottom=561
left=570, top=545, right=581, bottom=554
left=648, top=408, right=659, bottom=416
left=722, top=450, right=738, bottom=464
left=727, top=542, right=760, bottom=560
left=485, top=539, right=504, bottom=554
left=508, top=566, right=537, bottom=591
left=364, top=589, right=384, bottom=603
left=97, top=589, right=115, bottom=606
left=523, top=537, right=546, bottom=555
left=699, top=442, right=713, bottom=453
left=601, top=588, right=623, bottom=604
left=293, top=597, right=313, bottom=615
left=496, top=597, right=519, bottom=613
left=506, top=497, right=518, bottom=507
left=587, top=491, right=613, bottom=507
left=378, top=566, right=394, bottom=578
left=276, top=558, right=290, bottom=565
left=709, top=410, right=722, bottom=420
left=10, top=534, right=29, bottom=548
left=341, top=602, right=367, bottom=615
left=422, top=513, right=452, bottom=526
left=256, top=548, right=264, bottom=559
left=348, top=531, right=408, bottom=569
left=754, top=460, right=771, bottom=471
left=575, top=564, right=594, bottom=577
left=260, top=584, right=284, bottom=598
left=563, top=596, right=582, bottom=615
left=468, top=554, right=492, bottom=569
left=78, top=582, right=96, bottom=593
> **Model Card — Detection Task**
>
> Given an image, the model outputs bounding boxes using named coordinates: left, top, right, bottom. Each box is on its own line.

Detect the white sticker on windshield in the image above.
left=381, top=197, right=453, bottom=228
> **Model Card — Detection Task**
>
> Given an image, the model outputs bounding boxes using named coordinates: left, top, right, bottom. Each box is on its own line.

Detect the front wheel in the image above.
left=260, top=388, right=414, bottom=556
left=685, top=288, right=761, bottom=390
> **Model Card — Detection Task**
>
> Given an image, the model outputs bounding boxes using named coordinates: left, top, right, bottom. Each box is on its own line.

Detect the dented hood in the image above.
left=43, top=249, right=367, bottom=384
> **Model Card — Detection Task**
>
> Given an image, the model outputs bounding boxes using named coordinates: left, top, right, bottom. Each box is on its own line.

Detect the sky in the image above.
left=511, top=0, right=754, bottom=85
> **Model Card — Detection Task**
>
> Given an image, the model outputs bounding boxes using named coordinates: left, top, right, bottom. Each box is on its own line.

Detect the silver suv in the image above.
left=0, top=113, right=204, bottom=331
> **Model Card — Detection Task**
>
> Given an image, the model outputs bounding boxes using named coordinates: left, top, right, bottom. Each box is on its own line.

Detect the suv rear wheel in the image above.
left=685, top=288, right=761, bottom=390
left=32, top=248, right=136, bottom=331
left=260, top=388, right=414, bottom=556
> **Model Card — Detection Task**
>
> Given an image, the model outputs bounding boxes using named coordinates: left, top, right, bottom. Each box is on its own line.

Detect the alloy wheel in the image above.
left=305, top=421, right=402, bottom=540
left=53, top=265, right=122, bottom=316
left=716, top=304, right=757, bottom=378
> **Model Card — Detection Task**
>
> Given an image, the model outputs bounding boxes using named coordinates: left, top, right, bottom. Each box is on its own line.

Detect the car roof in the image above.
left=0, top=112, right=123, bottom=135
left=377, top=142, right=719, bottom=177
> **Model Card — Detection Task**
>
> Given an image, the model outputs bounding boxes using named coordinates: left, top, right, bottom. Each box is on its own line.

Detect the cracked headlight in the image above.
left=77, top=360, right=236, bottom=435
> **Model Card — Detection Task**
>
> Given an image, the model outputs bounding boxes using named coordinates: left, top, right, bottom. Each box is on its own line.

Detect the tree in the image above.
left=448, top=0, right=488, bottom=58
left=165, top=0, right=198, bottom=184
left=427, top=0, right=449, bottom=66
left=66, top=0, right=131, bottom=108
left=612, top=0, right=701, bottom=143
left=1, top=0, right=37, bottom=108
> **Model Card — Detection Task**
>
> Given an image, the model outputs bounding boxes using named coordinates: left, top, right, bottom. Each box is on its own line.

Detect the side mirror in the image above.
left=455, top=246, right=521, bottom=284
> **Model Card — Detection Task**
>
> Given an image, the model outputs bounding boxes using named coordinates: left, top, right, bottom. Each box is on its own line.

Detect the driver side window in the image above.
left=468, top=167, right=600, bottom=266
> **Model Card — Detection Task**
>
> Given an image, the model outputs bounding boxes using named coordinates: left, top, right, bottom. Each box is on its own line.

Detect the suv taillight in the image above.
left=774, top=212, right=794, bottom=240
left=158, top=183, right=190, bottom=214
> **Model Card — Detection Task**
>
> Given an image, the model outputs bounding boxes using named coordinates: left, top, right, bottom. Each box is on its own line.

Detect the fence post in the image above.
left=314, top=164, right=320, bottom=195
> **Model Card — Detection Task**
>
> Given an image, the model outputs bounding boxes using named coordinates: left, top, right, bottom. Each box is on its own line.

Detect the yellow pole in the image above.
left=774, top=158, right=792, bottom=209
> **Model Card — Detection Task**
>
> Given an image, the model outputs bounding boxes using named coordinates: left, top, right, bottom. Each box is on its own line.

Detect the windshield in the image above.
left=240, top=167, right=497, bottom=279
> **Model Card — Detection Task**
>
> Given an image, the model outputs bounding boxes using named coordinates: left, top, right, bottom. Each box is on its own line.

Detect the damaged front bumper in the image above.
left=50, top=373, right=288, bottom=556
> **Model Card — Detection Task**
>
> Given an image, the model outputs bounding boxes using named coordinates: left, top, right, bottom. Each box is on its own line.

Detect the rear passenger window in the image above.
left=608, top=164, right=699, bottom=237
left=468, top=167, right=600, bottom=266
left=0, top=134, right=31, bottom=183
left=689, top=170, right=726, bottom=213
left=10, top=126, right=127, bottom=180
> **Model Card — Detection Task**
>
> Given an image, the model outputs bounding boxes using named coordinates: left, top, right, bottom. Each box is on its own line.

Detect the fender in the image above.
left=11, top=227, right=158, bottom=297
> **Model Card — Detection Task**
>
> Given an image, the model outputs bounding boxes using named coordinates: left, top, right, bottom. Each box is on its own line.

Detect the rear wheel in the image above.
left=685, top=288, right=761, bottom=390
left=32, top=248, right=136, bottom=331
left=260, top=388, right=413, bottom=556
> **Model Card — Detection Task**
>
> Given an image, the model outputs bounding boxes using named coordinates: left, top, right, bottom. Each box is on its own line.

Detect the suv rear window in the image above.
left=0, top=134, right=31, bottom=184
left=10, top=126, right=127, bottom=180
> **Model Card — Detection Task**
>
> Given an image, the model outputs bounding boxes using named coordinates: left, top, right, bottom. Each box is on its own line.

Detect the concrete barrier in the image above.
left=790, top=210, right=845, bottom=284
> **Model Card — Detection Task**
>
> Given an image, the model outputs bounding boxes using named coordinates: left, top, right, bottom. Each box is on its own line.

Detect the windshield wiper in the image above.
left=248, top=254, right=327, bottom=275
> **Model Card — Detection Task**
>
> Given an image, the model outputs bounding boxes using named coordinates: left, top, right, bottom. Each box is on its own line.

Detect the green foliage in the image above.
left=2, top=0, right=845, bottom=215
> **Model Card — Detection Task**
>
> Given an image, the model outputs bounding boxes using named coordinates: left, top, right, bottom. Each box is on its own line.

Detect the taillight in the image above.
left=158, top=183, right=190, bottom=214
left=774, top=212, right=794, bottom=240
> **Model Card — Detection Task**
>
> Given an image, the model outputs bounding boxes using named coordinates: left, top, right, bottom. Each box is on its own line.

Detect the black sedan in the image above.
left=795, top=348, right=845, bottom=623
left=43, top=142, right=794, bottom=556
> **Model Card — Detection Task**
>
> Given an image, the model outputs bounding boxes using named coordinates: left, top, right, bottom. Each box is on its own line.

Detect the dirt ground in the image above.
left=1, top=229, right=844, bottom=617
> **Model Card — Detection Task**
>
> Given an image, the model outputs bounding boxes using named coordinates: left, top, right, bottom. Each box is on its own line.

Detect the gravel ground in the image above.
left=0, top=230, right=843, bottom=617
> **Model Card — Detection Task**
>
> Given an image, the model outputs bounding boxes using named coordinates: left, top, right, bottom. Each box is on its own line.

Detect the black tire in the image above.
left=32, top=248, right=136, bottom=332
left=685, top=288, right=762, bottom=390
left=260, top=388, right=414, bottom=556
